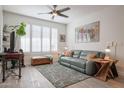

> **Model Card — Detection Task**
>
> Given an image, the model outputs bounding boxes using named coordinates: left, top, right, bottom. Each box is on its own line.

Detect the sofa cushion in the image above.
left=79, top=51, right=88, bottom=60
left=60, top=56, right=86, bottom=69
left=60, top=61, right=71, bottom=67
left=60, top=56, right=73, bottom=63
left=69, top=59, right=86, bottom=69
left=80, top=51, right=88, bottom=56
left=63, top=50, right=73, bottom=57
left=72, top=50, right=81, bottom=58
left=79, top=56, right=87, bottom=60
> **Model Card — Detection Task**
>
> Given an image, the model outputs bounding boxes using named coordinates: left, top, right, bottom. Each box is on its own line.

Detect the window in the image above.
left=42, top=27, right=50, bottom=52
left=20, top=24, right=58, bottom=53
left=20, top=24, right=30, bottom=52
left=51, top=28, right=58, bottom=51
left=32, top=25, right=41, bottom=52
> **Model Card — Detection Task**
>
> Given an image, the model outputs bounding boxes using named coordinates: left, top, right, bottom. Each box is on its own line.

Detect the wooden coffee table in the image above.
left=31, top=56, right=53, bottom=66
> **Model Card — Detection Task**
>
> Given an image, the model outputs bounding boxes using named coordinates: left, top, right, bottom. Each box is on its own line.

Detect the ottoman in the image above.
left=31, top=56, right=53, bottom=66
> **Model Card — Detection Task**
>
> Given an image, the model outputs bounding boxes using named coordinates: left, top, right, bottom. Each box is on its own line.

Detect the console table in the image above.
left=0, top=53, right=23, bottom=82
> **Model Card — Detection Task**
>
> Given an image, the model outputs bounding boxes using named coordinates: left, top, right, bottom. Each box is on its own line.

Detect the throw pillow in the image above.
left=72, top=50, right=81, bottom=58
left=79, top=56, right=87, bottom=60
left=64, top=50, right=73, bottom=57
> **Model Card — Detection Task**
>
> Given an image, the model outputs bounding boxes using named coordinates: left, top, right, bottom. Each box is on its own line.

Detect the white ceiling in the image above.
left=3, top=5, right=111, bottom=24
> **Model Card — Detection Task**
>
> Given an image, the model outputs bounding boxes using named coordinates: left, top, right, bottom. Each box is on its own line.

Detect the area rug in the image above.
left=35, top=62, right=90, bottom=88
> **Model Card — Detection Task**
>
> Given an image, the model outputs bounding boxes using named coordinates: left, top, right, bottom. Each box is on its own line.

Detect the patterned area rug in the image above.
left=35, top=62, right=90, bottom=88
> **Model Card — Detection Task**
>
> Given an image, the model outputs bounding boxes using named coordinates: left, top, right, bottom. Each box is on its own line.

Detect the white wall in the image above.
left=0, top=6, right=3, bottom=52
left=67, top=6, right=124, bottom=63
left=3, top=11, right=67, bottom=65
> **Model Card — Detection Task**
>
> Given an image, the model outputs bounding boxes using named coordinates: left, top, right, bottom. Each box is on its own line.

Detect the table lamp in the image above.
left=105, top=46, right=111, bottom=60
left=105, top=46, right=111, bottom=53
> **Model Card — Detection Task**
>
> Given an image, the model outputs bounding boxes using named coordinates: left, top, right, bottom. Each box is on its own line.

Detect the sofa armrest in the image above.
left=58, top=54, right=65, bottom=63
left=85, top=61, right=97, bottom=76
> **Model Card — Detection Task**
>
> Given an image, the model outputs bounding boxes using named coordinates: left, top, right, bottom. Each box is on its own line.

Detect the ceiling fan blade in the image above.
left=58, top=13, right=69, bottom=18
left=53, top=5, right=57, bottom=9
left=57, top=7, right=70, bottom=12
left=52, top=15, right=55, bottom=19
left=38, top=12, right=52, bottom=15
left=47, top=5, right=54, bottom=10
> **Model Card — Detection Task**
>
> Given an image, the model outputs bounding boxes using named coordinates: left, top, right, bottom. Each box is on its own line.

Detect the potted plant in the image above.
left=8, top=22, right=26, bottom=49
left=15, top=22, right=26, bottom=51
left=16, top=22, right=26, bottom=36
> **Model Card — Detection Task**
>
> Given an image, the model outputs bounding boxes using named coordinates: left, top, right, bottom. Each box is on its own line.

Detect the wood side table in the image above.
left=93, top=59, right=118, bottom=81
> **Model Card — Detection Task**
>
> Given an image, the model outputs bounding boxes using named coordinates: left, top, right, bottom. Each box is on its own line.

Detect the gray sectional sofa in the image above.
left=58, top=50, right=105, bottom=76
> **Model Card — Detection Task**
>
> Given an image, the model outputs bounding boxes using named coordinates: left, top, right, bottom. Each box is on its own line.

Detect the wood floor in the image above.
left=0, top=63, right=124, bottom=88
left=0, top=66, right=55, bottom=88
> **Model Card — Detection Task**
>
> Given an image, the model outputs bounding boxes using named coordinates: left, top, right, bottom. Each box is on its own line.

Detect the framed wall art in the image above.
left=60, top=34, right=66, bottom=42
left=75, top=21, right=100, bottom=43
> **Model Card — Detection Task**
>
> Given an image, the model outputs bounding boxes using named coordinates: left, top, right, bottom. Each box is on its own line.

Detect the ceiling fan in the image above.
left=38, top=5, right=71, bottom=19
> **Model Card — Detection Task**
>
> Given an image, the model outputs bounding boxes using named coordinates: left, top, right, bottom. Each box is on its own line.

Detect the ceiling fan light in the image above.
left=52, top=12, right=57, bottom=16
left=38, top=5, right=70, bottom=19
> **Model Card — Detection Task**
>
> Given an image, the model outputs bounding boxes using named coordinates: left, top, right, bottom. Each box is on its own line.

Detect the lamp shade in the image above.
left=105, top=46, right=111, bottom=53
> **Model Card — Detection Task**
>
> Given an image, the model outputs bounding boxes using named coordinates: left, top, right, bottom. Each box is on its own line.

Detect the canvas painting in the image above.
left=60, top=34, right=66, bottom=42
left=75, top=21, right=100, bottom=43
